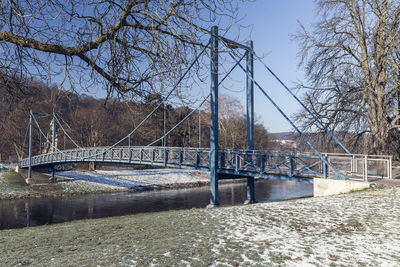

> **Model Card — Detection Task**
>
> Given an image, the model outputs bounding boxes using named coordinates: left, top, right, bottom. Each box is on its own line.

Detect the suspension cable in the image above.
left=21, top=121, right=30, bottom=159
left=96, top=38, right=212, bottom=150
left=251, top=51, right=351, bottom=154
left=32, top=114, right=58, bottom=152
left=146, top=50, right=248, bottom=147
left=53, top=115, right=82, bottom=149
left=228, top=51, right=345, bottom=179
left=27, top=38, right=212, bottom=161
left=146, top=94, right=210, bottom=147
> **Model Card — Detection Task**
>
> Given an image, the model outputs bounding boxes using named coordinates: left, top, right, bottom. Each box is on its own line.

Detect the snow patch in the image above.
left=56, top=168, right=209, bottom=191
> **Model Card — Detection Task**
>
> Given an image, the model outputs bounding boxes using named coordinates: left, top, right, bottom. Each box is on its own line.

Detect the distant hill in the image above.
left=269, top=132, right=299, bottom=141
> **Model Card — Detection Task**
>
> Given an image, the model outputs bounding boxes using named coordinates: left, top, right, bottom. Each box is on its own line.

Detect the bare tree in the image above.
left=203, top=94, right=270, bottom=150
left=294, top=0, right=400, bottom=155
left=0, top=0, right=242, bottom=100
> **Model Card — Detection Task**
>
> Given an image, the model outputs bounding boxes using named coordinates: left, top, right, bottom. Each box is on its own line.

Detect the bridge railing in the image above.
left=218, top=150, right=392, bottom=180
left=324, top=153, right=392, bottom=180
left=19, top=146, right=392, bottom=180
left=219, top=150, right=323, bottom=178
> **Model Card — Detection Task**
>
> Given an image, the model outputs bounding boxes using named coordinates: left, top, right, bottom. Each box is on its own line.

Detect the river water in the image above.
left=0, top=179, right=312, bottom=230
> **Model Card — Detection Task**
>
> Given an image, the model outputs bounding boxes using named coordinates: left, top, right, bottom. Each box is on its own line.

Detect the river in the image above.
left=0, top=179, right=312, bottom=230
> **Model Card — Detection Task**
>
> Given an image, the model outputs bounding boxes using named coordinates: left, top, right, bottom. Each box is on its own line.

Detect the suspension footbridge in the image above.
left=18, top=26, right=392, bottom=206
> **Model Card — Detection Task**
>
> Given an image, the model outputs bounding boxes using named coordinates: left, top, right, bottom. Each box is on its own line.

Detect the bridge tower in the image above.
left=51, top=114, right=56, bottom=182
left=208, top=26, right=256, bottom=207
left=245, top=40, right=256, bottom=204
left=208, top=25, right=219, bottom=207
left=27, top=109, right=33, bottom=182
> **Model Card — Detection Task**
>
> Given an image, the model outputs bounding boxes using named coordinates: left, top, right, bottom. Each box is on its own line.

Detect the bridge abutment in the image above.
left=313, top=178, right=370, bottom=197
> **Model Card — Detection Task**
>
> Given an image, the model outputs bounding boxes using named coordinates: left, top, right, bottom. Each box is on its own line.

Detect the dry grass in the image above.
left=1, top=186, right=400, bottom=266
left=0, top=172, right=35, bottom=198
left=0, top=208, right=222, bottom=266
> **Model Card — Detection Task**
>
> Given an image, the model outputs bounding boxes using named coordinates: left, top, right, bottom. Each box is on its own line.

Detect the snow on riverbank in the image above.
left=208, top=186, right=400, bottom=266
left=56, top=169, right=210, bottom=192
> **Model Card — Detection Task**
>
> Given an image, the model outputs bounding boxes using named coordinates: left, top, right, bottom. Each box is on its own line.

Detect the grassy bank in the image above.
left=1, top=208, right=223, bottom=266
left=0, top=171, right=36, bottom=199
left=1, top=186, right=400, bottom=266
left=0, top=171, right=128, bottom=200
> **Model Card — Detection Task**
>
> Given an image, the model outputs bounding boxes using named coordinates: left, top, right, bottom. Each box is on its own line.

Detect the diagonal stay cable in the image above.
left=27, top=38, right=213, bottom=162
left=146, top=50, right=248, bottom=147
left=54, top=115, right=82, bottom=149
left=32, top=116, right=91, bottom=160
left=101, top=38, right=212, bottom=149
left=20, top=121, right=30, bottom=159
left=146, top=93, right=210, bottom=147
left=31, top=113, right=107, bottom=160
left=32, top=114, right=63, bottom=154
left=228, top=51, right=346, bottom=179
left=251, top=51, right=350, bottom=154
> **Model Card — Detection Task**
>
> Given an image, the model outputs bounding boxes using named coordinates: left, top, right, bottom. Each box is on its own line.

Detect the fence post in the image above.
left=389, top=156, right=392, bottom=179
left=235, top=153, right=239, bottom=172
left=195, top=151, right=200, bottom=169
left=323, top=156, right=328, bottom=179
left=289, top=156, right=294, bottom=177
left=164, top=148, right=168, bottom=167
left=179, top=150, right=183, bottom=168
left=350, top=155, right=355, bottom=176
left=259, top=155, right=265, bottom=173
left=220, top=151, right=225, bottom=169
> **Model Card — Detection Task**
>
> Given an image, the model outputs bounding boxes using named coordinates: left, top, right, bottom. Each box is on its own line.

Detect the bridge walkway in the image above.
left=19, top=146, right=392, bottom=183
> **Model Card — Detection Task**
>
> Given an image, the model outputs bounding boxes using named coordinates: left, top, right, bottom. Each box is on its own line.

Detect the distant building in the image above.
left=269, top=139, right=297, bottom=152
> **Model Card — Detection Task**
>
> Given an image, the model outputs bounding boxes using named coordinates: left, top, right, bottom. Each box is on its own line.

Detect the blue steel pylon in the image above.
left=245, top=40, right=256, bottom=204
left=208, top=27, right=256, bottom=207
left=208, top=25, right=219, bottom=207
left=51, top=114, right=56, bottom=182
left=27, top=109, right=33, bottom=183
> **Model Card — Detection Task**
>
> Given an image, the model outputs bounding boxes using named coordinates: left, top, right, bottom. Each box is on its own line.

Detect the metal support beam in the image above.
left=245, top=40, right=256, bottom=204
left=163, top=103, right=166, bottom=147
left=198, top=109, right=201, bottom=148
left=28, top=110, right=33, bottom=182
left=51, top=114, right=56, bottom=182
left=208, top=25, right=219, bottom=207
left=289, top=156, right=294, bottom=177
left=246, top=41, right=255, bottom=151
left=323, top=158, right=328, bottom=179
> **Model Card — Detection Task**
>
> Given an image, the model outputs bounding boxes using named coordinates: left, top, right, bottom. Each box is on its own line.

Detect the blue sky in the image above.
left=226, top=0, right=317, bottom=133
left=76, top=1, right=318, bottom=133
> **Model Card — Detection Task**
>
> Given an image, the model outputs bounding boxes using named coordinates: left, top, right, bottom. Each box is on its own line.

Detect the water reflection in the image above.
left=0, top=180, right=312, bottom=230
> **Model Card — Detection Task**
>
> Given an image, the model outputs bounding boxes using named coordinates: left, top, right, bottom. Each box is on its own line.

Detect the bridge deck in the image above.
left=19, top=147, right=392, bottom=182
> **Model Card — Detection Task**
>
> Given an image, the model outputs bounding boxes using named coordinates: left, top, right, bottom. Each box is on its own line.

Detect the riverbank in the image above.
left=1, top=185, right=399, bottom=265
left=0, top=169, right=211, bottom=200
